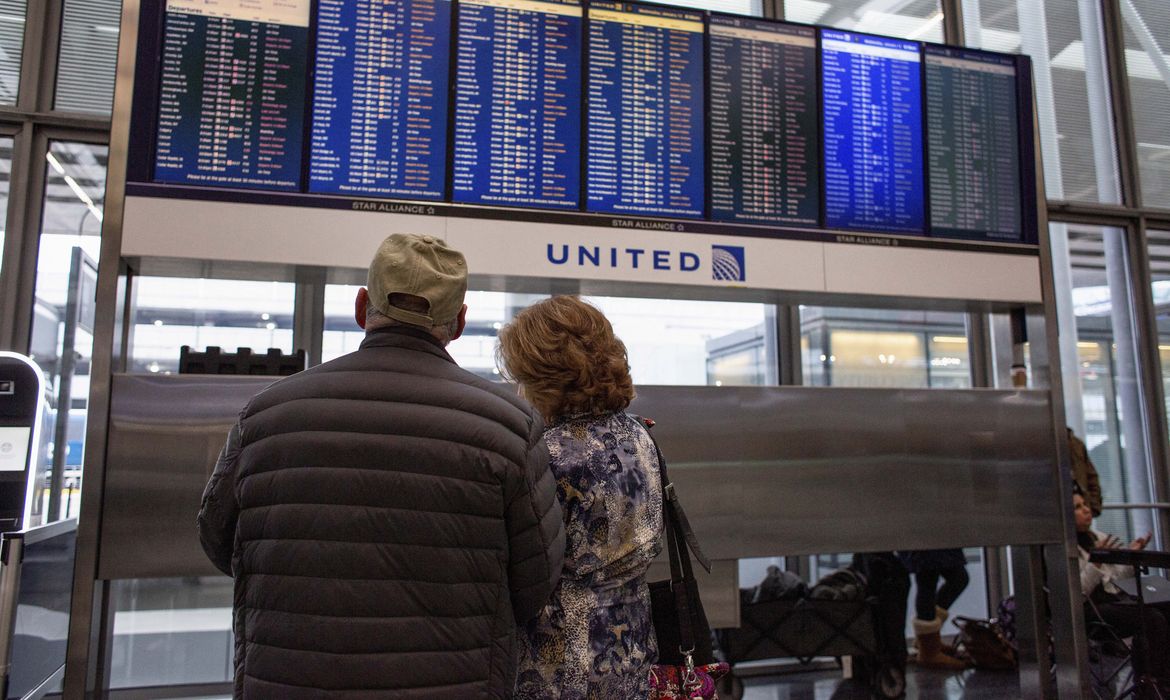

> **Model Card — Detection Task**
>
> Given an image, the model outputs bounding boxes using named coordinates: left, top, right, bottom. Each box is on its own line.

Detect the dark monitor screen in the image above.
left=585, top=1, right=705, bottom=219
left=925, top=45, right=1022, bottom=241
left=821, top=29, right=924, bottom=234
left=708, top=15, right=819, bottom=226
left=451, top=0, right=582, bottom=209
left=153, top=1, right=310, bottom=191
left=307, top=0, right=451, bottom=200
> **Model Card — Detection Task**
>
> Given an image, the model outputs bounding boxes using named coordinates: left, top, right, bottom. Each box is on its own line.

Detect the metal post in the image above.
left=63, top=0, right=142, bottom=695
left=774, top=305, right=801, bottom=386
left=1011, top=545, right=1053, bottom=700
left=293, top=266, right=327, bottom=368
left=46, top=248, right=85, bottom=523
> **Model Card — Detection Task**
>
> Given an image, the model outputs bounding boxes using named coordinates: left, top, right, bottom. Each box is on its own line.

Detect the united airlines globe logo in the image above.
left=711, top=245, right=746, bottom=282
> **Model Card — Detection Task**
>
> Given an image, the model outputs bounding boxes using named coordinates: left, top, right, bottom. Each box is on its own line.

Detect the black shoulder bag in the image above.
left=643, top=419, right=715, bottom=666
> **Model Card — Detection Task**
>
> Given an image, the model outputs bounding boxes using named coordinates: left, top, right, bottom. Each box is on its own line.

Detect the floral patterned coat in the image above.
left=515, top=411, right=665, bottom=700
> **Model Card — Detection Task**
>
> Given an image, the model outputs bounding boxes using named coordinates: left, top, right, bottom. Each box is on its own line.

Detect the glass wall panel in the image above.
left=1121, top=1, right=1170, bottom=209
left=28, top=141, right=107, bottom=522
left=108, top=577, right=233, bottom=689
left=130, top=277, right=296, bottom=374
left=0, top=0, right=26, bottom=105
left=326, top=287, right=774, bottom=386
left=799, top=306, right=970, bottom=388
left=963, top=0, right=1122, bottom=204
left=1059, top=222, right=1152, bottom=542
left=0, top=137, right=14, bottom=285
left=55, top=0, right=121, bottom=114
left=658, top=0, right=761, bottom=15
left=786, top=0, right=943, bottom=42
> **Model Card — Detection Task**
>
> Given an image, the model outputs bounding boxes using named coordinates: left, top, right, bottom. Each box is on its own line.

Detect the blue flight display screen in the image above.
left=925, top=46, right=1022, bottom=241
left=709, top=16, right=819, bottom=226
left=452, top=0, right=582, bottom=209
left=308, top=0, right=450, bottom=200
left=821, top=29, right=924, bottom=234
left=153, top=1, right=310, bottom=191
left=586, top=1, right=705, bottom=218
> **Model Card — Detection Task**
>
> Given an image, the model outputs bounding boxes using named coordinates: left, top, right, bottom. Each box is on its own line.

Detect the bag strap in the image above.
left=641, top=417, right=712, bottom=575
left=639, top=417, right=713, bottom=657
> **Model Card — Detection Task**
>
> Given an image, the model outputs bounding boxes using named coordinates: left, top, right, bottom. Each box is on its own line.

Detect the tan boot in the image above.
left=935, top=606, right=961, bottom=657
left=913, top=617, right=970, bottom=670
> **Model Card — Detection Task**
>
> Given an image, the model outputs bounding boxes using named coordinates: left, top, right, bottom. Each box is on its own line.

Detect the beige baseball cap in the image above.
left=367, top=234, right=467, bottom=327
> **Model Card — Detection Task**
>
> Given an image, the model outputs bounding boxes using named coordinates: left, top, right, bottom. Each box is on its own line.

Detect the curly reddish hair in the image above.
left=496, top=295, right=635, bottom=421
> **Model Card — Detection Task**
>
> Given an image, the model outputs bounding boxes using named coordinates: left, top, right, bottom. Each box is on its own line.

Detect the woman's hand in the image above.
left=1129, top=532, right=1152, bottom=550
left=1098, top=534, right=1123, bottom=549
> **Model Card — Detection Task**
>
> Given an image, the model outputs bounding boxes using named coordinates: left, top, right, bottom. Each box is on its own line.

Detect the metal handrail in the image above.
left=1099, top=503, right=1170, bottom=511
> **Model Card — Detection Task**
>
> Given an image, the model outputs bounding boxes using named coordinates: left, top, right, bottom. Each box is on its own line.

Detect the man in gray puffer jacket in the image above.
left=197, top=234, right=565, bottom=699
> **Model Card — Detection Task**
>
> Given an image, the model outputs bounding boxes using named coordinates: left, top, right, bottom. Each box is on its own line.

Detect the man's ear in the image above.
left=451, top=304, right=468, bottom=341
left=355, top=288, right=370, bottom=330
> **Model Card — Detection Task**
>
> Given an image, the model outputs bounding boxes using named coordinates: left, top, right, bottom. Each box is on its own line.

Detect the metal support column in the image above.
left=774, top=305, right=801, bottom=387
left=293, top=266, right=327, bottom=368
left=63, top=0, right=142, bottom=695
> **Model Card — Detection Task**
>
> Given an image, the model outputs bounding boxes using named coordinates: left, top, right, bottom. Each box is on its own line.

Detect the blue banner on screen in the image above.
left=925, top=46, right=1022, bottom=241
left=709, top=15, right=819, bottom=226
left=452, top=0, right=582, bottom=209
left=308, top=0, right=450, bottom=200
left=586, top=2, right=705, bottom=219
left=821, top=29, right=924, bottom=234
left=153, top=1, right=310, bottom=191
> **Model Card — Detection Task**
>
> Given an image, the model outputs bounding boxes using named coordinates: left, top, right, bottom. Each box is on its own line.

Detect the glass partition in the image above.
left=963, top=0, right=1122, bottom=204
left=325, top=287, right=775, bottom=386
left=1121, top=0, right=1170, bottom=209
left=800, top=306, right=970, bottom=388
left=786, top=0, right=943, bottom=42
left=28, top=141, right=108, bottom=522
left=0, top=0, right=26, bottom=105
left=130, top=277, right=296, bottom=375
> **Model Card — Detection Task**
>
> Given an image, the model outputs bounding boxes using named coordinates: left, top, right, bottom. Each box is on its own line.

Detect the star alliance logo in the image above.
left=711, top=245, right=746, bottom=282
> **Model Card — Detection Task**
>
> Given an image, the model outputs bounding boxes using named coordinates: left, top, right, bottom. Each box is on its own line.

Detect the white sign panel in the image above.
left=121, top=195, right=1042, bottom=303
left=0, top=427, right=30, bottom=473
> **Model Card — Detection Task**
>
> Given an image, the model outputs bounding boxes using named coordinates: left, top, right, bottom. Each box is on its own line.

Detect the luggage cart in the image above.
left=716, top=596, right=905, bottom=699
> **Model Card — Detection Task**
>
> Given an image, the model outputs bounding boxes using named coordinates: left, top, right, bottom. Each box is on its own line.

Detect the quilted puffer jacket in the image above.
left=197, top=325, right=566, bottom=699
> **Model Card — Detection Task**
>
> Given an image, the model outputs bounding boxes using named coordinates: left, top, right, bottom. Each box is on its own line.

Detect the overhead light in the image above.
left=153, top=319, right=163, bottom=327
left=931, top=336, right=968, bottom=344
left=907, top=11, right=944, bottom=40
left=93, top=25, right=120, bottom=34
left=265, top=322, right=276, bottom=331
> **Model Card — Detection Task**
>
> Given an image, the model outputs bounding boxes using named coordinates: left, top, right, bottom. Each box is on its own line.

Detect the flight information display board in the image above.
left=925, top=46, right=1022, bottom=241
left=131, top=0, right=1039, bottom=248
left=308, top=0, right=450, bottom=200
left=821, top=29, right=925, bottom=234
left=709, top=15, right=819, bottom=226
left=585, top=1, right=705, bottom=218
left=452, top=0, right=582, bottom=209
left=154, top=0, right=310, bottom=191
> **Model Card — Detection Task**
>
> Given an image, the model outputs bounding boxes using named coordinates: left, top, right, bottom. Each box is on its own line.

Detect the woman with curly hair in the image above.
left=497, top=295, right=664, bottom=700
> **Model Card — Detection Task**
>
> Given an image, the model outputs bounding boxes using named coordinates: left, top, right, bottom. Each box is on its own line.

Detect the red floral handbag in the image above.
left=649, top=658, right=730, bottom=700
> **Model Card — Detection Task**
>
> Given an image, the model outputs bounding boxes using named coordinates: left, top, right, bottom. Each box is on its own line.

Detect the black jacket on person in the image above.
left=196, top=326, right=566, bottom=699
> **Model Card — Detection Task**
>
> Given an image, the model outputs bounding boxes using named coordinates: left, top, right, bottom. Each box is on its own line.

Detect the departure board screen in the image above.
left=586, top=2, right=705, bottom=218
left=154, top=0, right=310, bottom=191
left=925, top=46, right=1021, bottom=241
left=308, top=0, right=450, bottom=200
left=821, top=29, right=924, bottom=234
left=709, top=15, right=819, bottom=226
left=452, top=0, right=582, bottom=209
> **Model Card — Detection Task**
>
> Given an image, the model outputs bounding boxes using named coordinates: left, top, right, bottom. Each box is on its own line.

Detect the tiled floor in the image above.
left=740, top=667, right=1022, bottom=699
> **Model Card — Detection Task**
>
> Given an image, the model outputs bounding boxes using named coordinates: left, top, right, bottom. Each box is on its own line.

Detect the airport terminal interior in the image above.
left=0, top=0, right=1169, bottom=698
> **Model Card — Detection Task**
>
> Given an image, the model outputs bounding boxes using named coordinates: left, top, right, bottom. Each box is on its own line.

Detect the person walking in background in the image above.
left=1068, top=427, right=1103, bottom=517
left=497, top=295, right=665, bottom=699
left=901, top=548, right=971, bottom=670
left=197, top=234, right=565, bottom=698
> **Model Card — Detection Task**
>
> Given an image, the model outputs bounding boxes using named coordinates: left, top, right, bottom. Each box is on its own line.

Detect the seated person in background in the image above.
left=1074, top=490, right=1170, bottom=689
